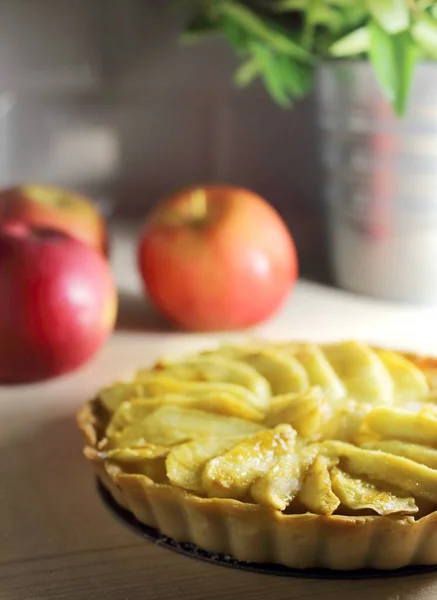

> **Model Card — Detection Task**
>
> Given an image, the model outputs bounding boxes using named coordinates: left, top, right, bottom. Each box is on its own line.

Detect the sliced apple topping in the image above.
left=377, top=349, right=429, bottom=403
left=206, top=346, right=309, bottom=395
left=99, top=381, right=148, bottom=412
left=135, top=377, right=264, bottom=413
left=323, top=399, right=374, bottom=443
left=101, top=445, right=169, bottom=482
left=142, top=355, right=271, bottom=411
left=362, top=440, right=437, bottom=470
left=202, top=425, right=296, bottom=500
left=265, top=387, right=331, bottom=440
left=251, top=444, right=317, bottom=510
left=297, top=455, right=340, bottom=516
left=322, top=341, right=394, bottom=404
left=107, top=393, right=263, bottom=439
left=323, top=441, right=437, bottom=503
left=357, top=406, right=437, bottom=447
left=166, top=436, right=245, bottom=493
left=330, top=468, right=417, bottom=516
left=288, top=343, right=346, bottom=400
left=96, top=340, right=437, bottom=517
left=113, top=406, right=264, bottom=448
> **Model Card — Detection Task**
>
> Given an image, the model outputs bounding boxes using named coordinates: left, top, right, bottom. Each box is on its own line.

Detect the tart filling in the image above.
left=78, top=341, right=437, bottom=570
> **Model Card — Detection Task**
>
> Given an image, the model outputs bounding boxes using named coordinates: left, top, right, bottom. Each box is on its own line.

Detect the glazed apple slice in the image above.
left=330, top=468, right=417, bottom=515
left=250, top=445, right=317, bottom=510
left=100, top=376, right=264, bottom=414
left=206, top=346, right=309, bottom=395
left=322, top=341, right=394, bottom=404
left=362, top=440, right=437, bottom=470
left=290, top=344, right=346, bottom=399
left=143, top=355, right=271, bottom=411
left=107, top=392, right=264, bottom=438
left=376, top=349, right=429, bottom=404
left=113, top=406, right=264, bottom=448
left=265, top=387, right=331, bottom=440
left=99, top=381, right=151, bottom=412
left=357, top=406, right=437, bottom=446
left=323, top=441, right=437, bottom=503
left=166, top=436, right=245, bottom=493
left=99, top=445, right=169, bottom=482
left=297, top=455, right=340, bottom=516
left=202, top=425, right=296, bottom=500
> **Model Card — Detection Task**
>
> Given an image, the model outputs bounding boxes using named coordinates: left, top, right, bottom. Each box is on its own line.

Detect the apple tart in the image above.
left=77, top=341, right=437, bottom=570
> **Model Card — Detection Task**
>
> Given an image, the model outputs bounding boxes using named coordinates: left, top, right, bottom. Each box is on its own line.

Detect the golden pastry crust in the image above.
left=77, top=344, right=437, bottom=571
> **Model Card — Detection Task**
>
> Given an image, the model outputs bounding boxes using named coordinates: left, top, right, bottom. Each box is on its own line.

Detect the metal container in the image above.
left=317, top=61, right=437, bottom=304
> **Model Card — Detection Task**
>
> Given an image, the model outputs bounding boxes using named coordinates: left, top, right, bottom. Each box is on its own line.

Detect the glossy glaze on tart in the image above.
left=78, top=341, right=437, bottom=570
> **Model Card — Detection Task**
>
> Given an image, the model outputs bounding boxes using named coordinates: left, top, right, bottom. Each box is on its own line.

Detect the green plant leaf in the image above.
left=275, top=0, right=357, bottom=8
left=369, top=20, right=417, bottom=116
left=417, top=0, right=436, bottom=11
left=412, top=16, right=437, bottom=58
left=277, top=56, right=314, bottom=98
left=176, top=0, right=421, bottom=116
left=249, top=42, right=293, bottom=107
left=220, top=17, right=250, bottom=54
left=275, top=0, right=368, bottom=37
left=366, top=0, right=409, bottom=34
left=274, top=0, right=357, bottom=29
left=180, top=13, right=219, bottom=44
left=303, top=0, right=323, bottom=47
left=217, top=2, right=311, bottom=62
left=308, top=7, right=345, bottom=32
left=329, top=26, right=370, bottom=56
left=234, top=58, right=261, bottom=87
left=273, top=0, right=307, bottom=9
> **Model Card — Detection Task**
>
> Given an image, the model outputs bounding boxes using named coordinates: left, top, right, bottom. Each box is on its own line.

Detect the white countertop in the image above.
left=2, top=223, right=437, bottom=600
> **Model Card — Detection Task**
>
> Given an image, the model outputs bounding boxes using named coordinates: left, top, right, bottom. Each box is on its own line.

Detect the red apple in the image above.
left=0, top=222, right=118, bottom=383
left=138, top=185, right=298, bottom=331
left=0, top=184, right=108, bottom=254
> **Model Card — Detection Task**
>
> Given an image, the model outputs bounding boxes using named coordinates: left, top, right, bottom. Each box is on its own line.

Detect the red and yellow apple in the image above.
left=0, top=184, right=108, bottom=254
left=0, top=222, right=117, bottom=383
left=138, top=185, right=298, bottom=331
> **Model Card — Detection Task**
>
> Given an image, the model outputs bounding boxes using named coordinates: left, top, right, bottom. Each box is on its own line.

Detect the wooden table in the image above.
left=3, top=224, right=437, bottom=600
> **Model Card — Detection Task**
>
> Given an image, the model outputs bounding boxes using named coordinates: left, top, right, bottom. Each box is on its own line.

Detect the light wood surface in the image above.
left=3, top=224, right=437, bottom=600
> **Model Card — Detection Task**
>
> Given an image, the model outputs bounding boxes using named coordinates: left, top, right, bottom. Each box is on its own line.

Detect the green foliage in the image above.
left=178, top=0, right=437, bottom=116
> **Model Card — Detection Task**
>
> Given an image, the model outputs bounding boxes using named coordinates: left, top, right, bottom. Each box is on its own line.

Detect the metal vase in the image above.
left=317, top=61, right=437, bottom=304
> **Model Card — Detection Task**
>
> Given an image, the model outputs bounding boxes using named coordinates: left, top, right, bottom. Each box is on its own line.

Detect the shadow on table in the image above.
left=115, top=291, right=176, bottom=334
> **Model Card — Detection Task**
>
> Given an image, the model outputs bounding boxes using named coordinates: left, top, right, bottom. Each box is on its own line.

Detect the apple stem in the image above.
left=191, top=189, right=208, bottom=222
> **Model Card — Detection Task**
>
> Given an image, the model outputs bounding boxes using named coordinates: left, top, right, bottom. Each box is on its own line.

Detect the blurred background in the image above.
left=0, top=0, right=327, bottom=281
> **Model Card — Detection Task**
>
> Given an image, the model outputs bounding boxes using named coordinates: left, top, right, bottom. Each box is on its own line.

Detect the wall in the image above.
left=0, top=0, right=328, bottom=280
